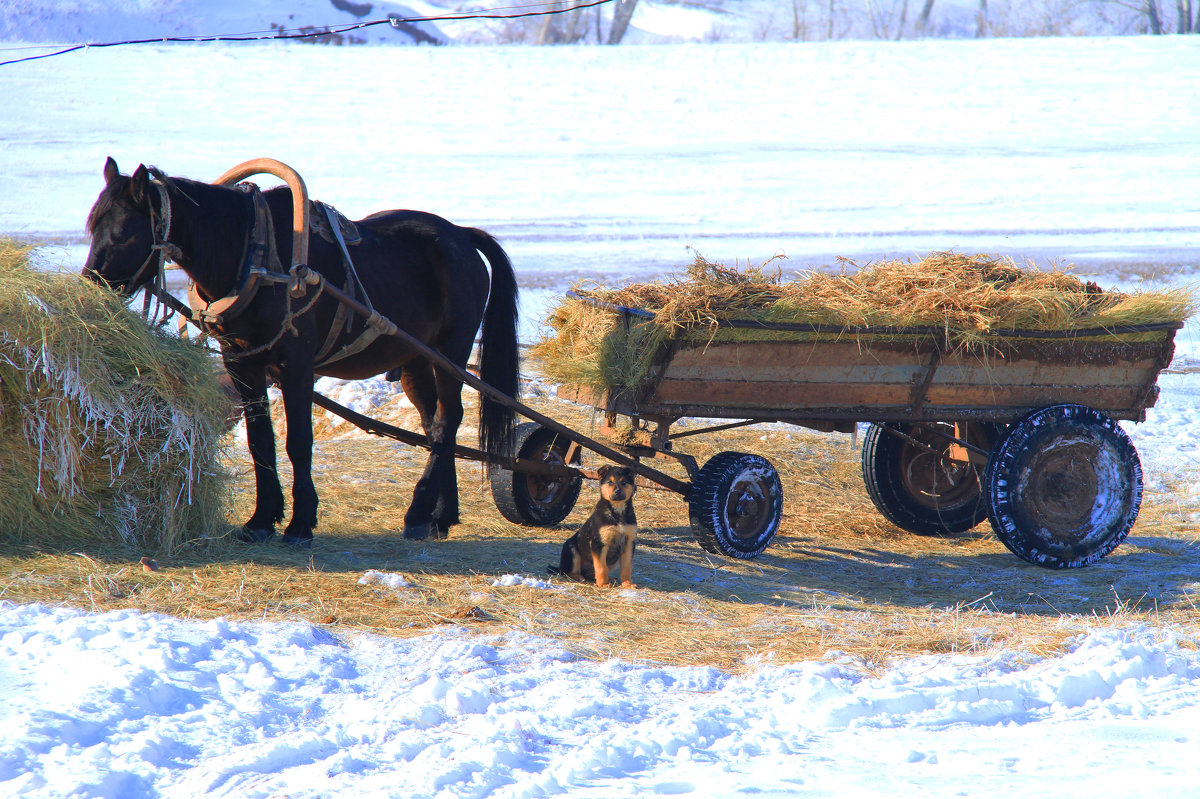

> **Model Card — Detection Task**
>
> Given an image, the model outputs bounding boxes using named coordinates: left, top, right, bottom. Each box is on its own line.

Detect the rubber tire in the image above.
left=984, top=404, right=1142, bottom=569
left=861, top=422, right=1002, bottom=536
left=489, top=422, right=582, bottom=526
left=688, top=451, right=783, bottom=558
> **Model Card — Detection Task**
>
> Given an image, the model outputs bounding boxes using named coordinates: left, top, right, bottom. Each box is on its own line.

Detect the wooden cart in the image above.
left=483, top=297, right=1180, bottom=570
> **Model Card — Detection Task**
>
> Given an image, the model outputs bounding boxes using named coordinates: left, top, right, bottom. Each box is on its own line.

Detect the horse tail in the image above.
left=470, top=228, right=520, bottom=459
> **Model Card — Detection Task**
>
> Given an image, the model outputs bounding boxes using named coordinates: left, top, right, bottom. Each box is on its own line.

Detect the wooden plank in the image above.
left=923, top=384, right=1147, bottom=410
left=664, top=341, right=931, bottom=380
left=649, top=378, right=1147, bottom=415
left=666, top=340, right=1163, bottom=378
left=652, top=379, right=915, bottom=408
left=660, top=359, right=1158, bottom=389
left=669, top=336, right=1164, bottom=364
left=923, top=362, right=1160, bottom=388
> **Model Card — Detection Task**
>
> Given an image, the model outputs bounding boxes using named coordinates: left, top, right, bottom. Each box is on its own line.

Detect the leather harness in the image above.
left=149, top=179, right=385, bottom=369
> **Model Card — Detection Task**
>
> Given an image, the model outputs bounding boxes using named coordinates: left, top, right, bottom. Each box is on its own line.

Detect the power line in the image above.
left=0, top=0, right=615, bottom=67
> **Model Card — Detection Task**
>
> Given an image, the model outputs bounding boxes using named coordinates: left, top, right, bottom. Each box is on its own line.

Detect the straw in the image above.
left=0, top=238, right=234, bottom=553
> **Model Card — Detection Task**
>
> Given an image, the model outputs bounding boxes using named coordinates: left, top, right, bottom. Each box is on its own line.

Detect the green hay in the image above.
left=0, top=239, right=234, bottom=553
left=533, top=252, right=1197, bottom=402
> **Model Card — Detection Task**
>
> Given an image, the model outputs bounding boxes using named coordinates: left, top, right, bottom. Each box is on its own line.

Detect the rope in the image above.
left=219, top=277, right=328, bottom=362
left=0, top=0, right=615, bottom=66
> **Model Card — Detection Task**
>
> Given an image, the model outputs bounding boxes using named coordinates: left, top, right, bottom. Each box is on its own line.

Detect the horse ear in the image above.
left=103, top=157, right=120, bottom=185
left=129, top=164, right=151, bottom=207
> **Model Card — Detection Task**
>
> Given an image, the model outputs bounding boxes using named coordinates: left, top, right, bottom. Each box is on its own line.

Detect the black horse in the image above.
left=84, top=158, right=519, bottom=546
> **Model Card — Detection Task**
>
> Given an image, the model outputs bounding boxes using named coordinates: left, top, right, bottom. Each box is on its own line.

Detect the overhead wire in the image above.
left=0, top=0, right=615, bottom=67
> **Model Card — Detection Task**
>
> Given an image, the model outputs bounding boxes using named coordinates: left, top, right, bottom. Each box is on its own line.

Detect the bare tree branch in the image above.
left=607, top=0, right=639, bottom=44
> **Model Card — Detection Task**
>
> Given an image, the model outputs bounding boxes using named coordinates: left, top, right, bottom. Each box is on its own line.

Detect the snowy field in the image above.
left=3, top=21, right=1200, bottom=799
left=6, top=602, right=1200, bottom=799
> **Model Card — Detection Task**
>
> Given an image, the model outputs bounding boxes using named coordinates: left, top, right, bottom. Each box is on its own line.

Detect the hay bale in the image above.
left=533, top=252, right=1196, bottom=401
left=0, top=238, right=233, bottom=552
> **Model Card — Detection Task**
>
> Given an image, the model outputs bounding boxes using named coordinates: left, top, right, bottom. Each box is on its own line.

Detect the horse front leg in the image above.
left=278, top=365, right=319, bottom=547
left=227, top=363, right=284, bottom=543
left=399, top=359, right=463, bottom=540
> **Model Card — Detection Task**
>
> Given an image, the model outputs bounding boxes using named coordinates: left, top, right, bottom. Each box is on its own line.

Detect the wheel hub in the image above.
left=1021, top=440, right=1102, bottom=542
left=525, top=443, right=567, bottom=506
left=725, top=476, right=771, bottom=539
left=898, top=424, right=983, bottom=511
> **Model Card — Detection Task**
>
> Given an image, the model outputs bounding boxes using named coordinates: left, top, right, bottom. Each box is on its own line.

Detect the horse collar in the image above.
left=187, top=183, right=287, bottom=327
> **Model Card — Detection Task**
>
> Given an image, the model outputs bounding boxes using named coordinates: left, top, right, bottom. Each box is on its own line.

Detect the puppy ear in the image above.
left=598, top=465, right=613, bottom=480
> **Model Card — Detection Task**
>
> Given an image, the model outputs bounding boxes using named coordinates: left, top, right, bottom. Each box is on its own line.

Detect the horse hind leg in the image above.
left=398, top=358, right=464, bottom=540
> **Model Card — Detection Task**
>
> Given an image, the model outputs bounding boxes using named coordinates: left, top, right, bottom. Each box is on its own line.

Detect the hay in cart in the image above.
left=533, top=252, right=1196, bottom=404
left=0, top=239, right=233, bottom=552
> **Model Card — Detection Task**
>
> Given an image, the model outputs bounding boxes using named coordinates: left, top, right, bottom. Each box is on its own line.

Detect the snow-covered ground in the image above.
left=3, top=11, right=1200, bottom=798
left=6, top=602, right=1200, bottom=798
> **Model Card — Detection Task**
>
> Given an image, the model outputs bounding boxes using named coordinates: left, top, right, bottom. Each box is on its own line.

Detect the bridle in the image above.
left=110, top=173, right=189, bottom=325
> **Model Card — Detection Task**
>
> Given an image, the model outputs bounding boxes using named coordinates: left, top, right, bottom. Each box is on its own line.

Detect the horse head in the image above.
left=83, top=157, right=171, bottom=295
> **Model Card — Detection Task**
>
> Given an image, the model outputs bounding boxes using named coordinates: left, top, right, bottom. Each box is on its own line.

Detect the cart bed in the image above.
left=583, top=334, right=1176, bottom=426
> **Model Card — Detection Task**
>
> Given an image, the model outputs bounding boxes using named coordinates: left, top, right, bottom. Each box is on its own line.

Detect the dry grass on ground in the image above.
left=3, top=373, right=1200, bottom=672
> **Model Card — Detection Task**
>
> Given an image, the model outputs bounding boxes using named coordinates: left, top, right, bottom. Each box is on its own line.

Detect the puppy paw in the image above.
left=621, top=581, right=637, bottom=589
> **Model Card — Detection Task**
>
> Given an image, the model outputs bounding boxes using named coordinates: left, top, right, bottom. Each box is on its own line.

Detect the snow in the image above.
left=491, top=574, right=557, bottom=589
left=4, top=3, right=1200, bottom=796
left=5, top=603, right=1200, bottom=797
left=358, top=569, right=413, bottom=589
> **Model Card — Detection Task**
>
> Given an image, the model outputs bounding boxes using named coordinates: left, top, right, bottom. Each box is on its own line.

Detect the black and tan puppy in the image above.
left=549, top=465, right=638, bottom=588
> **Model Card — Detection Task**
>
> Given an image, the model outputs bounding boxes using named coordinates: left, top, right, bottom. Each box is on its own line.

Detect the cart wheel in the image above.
left=489, top=422, right=582, bottom=526
left=984, top=404, right=1142, bottom=569
left=861, top=422, right=1002, bottom=536
left=688, top=452, right=783, bottom=558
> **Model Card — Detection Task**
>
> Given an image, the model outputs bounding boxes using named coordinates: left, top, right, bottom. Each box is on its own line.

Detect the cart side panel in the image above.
left=636, top=337, right=1173, bottom=423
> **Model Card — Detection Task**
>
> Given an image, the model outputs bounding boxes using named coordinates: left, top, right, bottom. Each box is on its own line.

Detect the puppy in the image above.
left=549, top=465, right=638, bottom=588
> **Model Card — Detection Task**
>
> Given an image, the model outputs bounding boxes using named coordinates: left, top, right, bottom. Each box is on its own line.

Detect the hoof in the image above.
left=404, top=522, right=450, bottom=541
left=403, top=523, right=431, bottom=541
left=238, top=526, right=274, bottom=544
left=281, top=533, right=313, bottom=549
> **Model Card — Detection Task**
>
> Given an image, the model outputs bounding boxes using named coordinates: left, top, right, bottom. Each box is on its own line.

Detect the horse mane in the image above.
left=86, top=177, right=126, bottom=234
